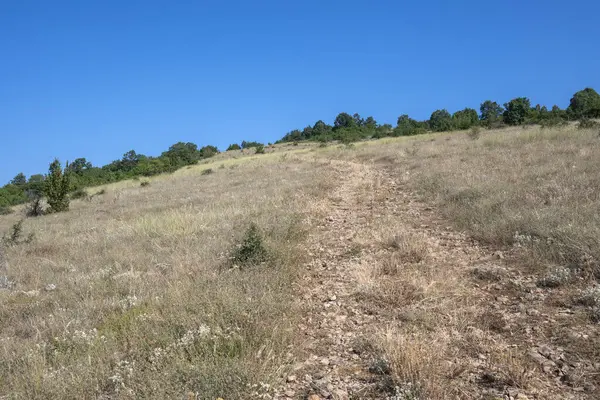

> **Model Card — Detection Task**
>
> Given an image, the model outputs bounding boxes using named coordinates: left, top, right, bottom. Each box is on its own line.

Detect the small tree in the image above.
left=480, top=100, right=504, bottom=126
left=567, top=88, right=600, bottom=119
left=452, top=108, right=479, bottom=130
left=10, top=173, right=26, bottom=186
left=429, top=109, right=453, bottom=132
left=227, top=143, right=241, bottom=151
left=45, top=159, right=71, bottom=213
left=333, top=112, right=356, bottom=130
left=503, top=97, right=531, bottom=125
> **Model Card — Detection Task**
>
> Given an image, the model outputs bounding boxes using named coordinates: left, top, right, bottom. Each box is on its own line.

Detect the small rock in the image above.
left=526, top=309, right=540, bottom=316
left=320, top=358, right=330, bottom=366
left=284, top=389, right=296, bottom=397
left=287, top=375, right=297, bottom=383
left=307, top=395, right=321, bottom=400
left=45, top=283, right=57, bottom=292
left=494, top=251, right=505, bottom=259
left=328, top=295, right=337, bottom=302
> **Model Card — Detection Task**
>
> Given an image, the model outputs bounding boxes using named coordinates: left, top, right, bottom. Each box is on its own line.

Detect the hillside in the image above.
left=1, top=125, right=599, bottom=399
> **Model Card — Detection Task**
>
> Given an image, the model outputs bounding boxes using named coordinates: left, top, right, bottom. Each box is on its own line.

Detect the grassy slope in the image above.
left=0, top=154, right=333, bottom=399
left=1, top=125, right=599, bottom=399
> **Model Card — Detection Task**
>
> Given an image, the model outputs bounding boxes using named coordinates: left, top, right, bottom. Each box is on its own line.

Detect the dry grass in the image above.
left=2, top=124, right=598, bottom=399
left=321, top=125, right=600, bottom=398
left=0, top=158, right=334, bottom=399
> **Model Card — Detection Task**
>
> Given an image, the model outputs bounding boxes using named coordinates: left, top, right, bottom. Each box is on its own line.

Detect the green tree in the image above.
left=394, top=115, right=425, bottom=136
left=10, top=173, right=26, bottom=186
left=503, top=97, right=531, bottom=125
left=429, top=109, right=453, bottom=132
left=199, top=145, right=218, bottom=158
left=44, top=159, right=70, bottom=213
left=364, top=116, right=377, bottom=128
left=312, top=120, right=332, bottom=137
left=67, top=158, right=92, bottom=174
left=241, top=140, right=263, bottom=149
left=162, top=143, right=198, bottom=166
left=567, top=88, right=600, bottom=119
left=352, top=113, right=365, bottom=127
left=333, top=113, right=356, bottom=130
left=479, top=100, right=504, bottom=126
left=550, top=105, right=567, bottom=120
left=227, top=143, right=241, bottom=151
left=452, top=108, right=479, bottom=130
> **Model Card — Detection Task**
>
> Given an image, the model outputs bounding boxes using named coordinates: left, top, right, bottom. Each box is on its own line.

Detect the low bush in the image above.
left=140, top=181, right=151, bottom=187
left=230, top=223, right=269, bottom=267
left=70, top=188, right=88, bottom=200
left=2, top=220, right=34, bottom=246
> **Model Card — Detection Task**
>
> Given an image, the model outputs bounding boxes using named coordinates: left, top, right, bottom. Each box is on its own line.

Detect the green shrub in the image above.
left=0, top=206, right=12, bottom=216
left=231, top=223, right=269, bottom=267
left=44, top=159, right=71, bottom=213
left=70, top=188, right=88, bottom=200
left=2, top=220, right=34, bottom=246
left=95, top=189, right=106, bottom=196
left=255, top=145, right=265, bottom=154
left=140, top=181, right=151, bottom=187
left=201, top=168, right=214, bottom=175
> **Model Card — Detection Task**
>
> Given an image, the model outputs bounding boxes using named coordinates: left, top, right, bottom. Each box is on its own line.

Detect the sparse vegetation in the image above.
left=140, top=180, right=151, bottom=187
left=0, top=157, right=328, bottom=399
left=2, top=220, right=34, bottom=246
left=201, top=168, right=213, bottom=175
left=467, top=126, right=481, bottom=140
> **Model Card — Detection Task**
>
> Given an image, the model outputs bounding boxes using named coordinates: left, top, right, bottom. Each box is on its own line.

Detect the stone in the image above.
left=45, top=283, right=57, bottom=292
left=284, top=389, right=296, bottom=397
left=307, top=395, right=321, bottom=400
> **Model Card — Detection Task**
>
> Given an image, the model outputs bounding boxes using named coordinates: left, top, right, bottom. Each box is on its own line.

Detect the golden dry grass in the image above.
left=1, top=124, right=598, bottom=399
left=0, top=158, right=334, bottom=399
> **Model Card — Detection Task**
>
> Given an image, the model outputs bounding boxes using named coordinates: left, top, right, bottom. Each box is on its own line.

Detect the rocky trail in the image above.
left=272, top=159, right=599, bottom=400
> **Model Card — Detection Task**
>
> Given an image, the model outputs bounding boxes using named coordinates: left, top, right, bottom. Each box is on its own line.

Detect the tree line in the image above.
left=278, top=87, right=600, bottom=143
left=0, top=142, right=220, bottom=211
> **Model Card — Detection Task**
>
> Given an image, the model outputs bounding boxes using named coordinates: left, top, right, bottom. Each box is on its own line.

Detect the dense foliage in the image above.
left=277, top=87, right=597, bottom=144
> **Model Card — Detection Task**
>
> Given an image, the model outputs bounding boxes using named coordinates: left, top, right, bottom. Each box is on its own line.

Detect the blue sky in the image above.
left=1, top=0, right=599, bottom=183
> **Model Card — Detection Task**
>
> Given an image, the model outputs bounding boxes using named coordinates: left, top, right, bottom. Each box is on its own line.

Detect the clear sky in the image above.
left=1, top=0, right=599, bottom=183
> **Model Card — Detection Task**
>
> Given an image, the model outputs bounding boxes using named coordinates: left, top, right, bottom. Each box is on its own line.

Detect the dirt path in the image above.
left=273, top=159, right=596, bottom=400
